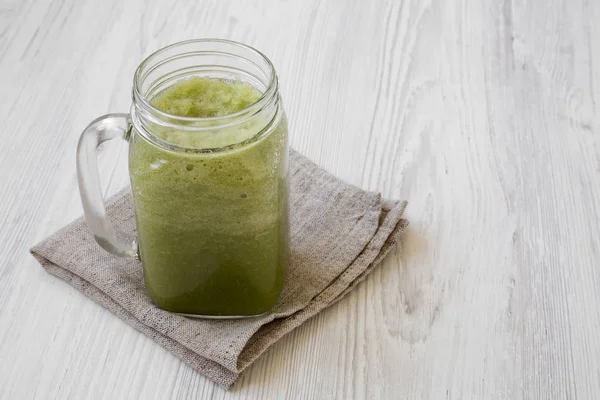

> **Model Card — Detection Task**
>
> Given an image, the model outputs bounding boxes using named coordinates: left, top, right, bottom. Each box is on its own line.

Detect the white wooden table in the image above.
left=1, top=0, right=599, bottom=398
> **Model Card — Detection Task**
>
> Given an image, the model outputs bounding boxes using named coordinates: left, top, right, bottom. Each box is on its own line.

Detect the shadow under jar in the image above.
left=77, top=39, right=290, bottom=318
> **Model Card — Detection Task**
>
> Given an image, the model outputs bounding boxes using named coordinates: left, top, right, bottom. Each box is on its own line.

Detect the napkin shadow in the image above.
left=396, top=225, right=427, bottom=262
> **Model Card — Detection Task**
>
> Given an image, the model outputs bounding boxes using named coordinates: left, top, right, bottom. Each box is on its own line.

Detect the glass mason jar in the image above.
left=77, top=39, right=289, bottom=318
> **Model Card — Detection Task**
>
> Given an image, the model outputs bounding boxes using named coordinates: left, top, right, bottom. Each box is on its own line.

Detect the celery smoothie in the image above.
left=129, top=77, right=288, bottom=316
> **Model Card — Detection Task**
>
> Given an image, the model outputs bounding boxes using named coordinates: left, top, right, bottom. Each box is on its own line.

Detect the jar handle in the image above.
left=76, top=113, right=138, bottom=259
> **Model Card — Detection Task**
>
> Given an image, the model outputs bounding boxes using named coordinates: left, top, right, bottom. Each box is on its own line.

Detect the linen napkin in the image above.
left=31, top=149, right=408, bottom=389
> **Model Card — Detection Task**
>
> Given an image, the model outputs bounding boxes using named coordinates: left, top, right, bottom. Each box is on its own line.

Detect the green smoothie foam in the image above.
left=129, top=77, right=288, bottom=316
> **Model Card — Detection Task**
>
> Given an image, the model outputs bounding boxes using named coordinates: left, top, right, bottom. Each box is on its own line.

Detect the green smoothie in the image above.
left=129, top=77, right=288, bottom=316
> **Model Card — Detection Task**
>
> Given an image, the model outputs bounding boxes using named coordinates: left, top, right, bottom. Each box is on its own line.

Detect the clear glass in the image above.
left=77, top=39, right=289, bottom=318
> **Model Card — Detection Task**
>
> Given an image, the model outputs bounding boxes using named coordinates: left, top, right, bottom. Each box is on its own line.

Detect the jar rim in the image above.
left=130, top=38, right=283, bottom=155
left=132, top=38, right=278, bottom=123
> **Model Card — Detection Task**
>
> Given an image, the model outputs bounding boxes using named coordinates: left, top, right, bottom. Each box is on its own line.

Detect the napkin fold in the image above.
left=31, top=150, right=408, bottom=389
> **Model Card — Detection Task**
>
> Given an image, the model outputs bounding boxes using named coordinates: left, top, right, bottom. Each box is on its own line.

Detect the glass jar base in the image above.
left=174, top=311, right=269, bottom=319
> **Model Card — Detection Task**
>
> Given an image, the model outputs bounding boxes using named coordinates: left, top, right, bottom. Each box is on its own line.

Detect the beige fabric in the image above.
left=31, top=150, right=408, bottom=389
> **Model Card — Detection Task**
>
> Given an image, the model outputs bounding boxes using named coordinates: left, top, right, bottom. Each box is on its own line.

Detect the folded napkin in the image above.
left=31, top=150, right=408, bottom=389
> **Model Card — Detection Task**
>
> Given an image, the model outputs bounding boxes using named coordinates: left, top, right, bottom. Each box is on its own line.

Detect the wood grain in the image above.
left=1, top=0, right=599, bottom=398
